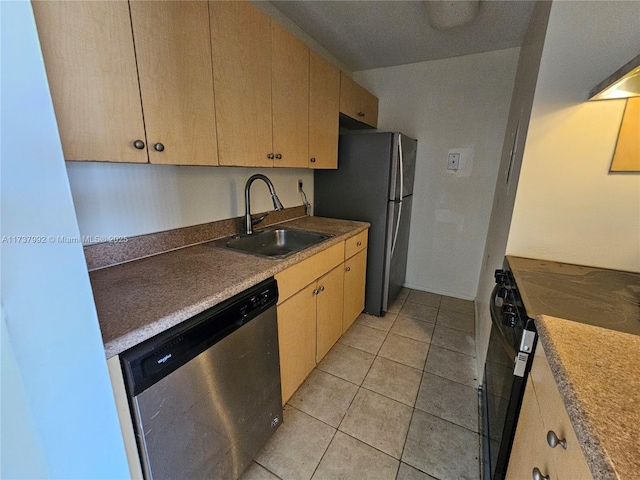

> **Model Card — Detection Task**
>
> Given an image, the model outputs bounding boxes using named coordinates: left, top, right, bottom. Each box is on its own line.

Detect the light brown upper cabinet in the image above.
left=33, top=1, right=219, bottom=165
left=210, top=2, right=310, bottom=168
left=339, top=72, right=379, bottom=128
left=129, top=1, right=218, bottom=166
left=209, top=1, right=273, bottom=167
left=309, top=52, right=340, bottom=169
left=271, top=22, right=309, bottom=168
left=33, top=1, right=147, bottom=163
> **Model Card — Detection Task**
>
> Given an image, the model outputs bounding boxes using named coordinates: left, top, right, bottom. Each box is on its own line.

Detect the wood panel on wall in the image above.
left=610, top=97, right=640, bottom=172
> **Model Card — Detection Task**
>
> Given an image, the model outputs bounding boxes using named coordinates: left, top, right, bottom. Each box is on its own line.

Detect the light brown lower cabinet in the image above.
left=316, top=265, right=345, bottom=363
left=506, top=341, right=593, bottom=480
left=275, top=229, right=368, bottom=404
left=343, top=249, right=367, bottom=332
left=276, top=263, right=345, bottom=404
left=276, top=282, right=317, bottom=404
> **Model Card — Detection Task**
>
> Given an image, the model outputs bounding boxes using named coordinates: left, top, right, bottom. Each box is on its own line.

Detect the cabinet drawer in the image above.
left=531, top=343, right=593, bottom=480
left=275, top=242, right=344, bottom=304
left=345, top=230, right=368, bottom=259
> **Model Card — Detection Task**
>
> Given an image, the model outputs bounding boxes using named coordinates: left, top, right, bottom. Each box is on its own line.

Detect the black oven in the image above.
left=481, top=260, right=537, bottom=480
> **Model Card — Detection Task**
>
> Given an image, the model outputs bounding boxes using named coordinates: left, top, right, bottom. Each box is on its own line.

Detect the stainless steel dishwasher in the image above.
left=120, top=278, right=282, bottom=480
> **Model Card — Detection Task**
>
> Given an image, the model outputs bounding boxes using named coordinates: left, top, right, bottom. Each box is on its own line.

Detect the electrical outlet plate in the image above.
left=447, top=153, right=460, bottom=171
left=297, top=179, right=303, bottom=193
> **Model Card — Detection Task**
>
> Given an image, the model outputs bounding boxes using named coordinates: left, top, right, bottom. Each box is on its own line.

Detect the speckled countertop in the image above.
left=506, top=256, right=640, bottom=479
left=535, top=316, right=640, bottom=480
left=507, top=256, right=640, bottom=335
left=91, top=216, right=368, bottom=358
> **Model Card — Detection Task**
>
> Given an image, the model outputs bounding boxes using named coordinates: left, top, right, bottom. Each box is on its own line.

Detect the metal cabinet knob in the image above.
left=275, top=153, right=282, bottom=159
left=357, top=111, right=365, bottom=117
left=547, top=430, right=567, bottom=450
left=133, top=139, right=145, bottom=149
left=154, top=143, right=165, bottom=152
left=319, top=286, right=325, bottom=292
left=310, top=157, right=316, bottom=163
left=532, top=467, right=549, bottom=480
left=313, top=289, right=319, bottom=296
left=345, top=266, right=351, bottom=272
left=267, top=153, right=274, bottom=159
left=357, top=241, right=362, bottom=246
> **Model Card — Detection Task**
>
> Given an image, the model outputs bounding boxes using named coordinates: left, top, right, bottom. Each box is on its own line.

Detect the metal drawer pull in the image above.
left=357, top=111, right=365, bottom=117
left=357, top=241, right=362, bottom=246
left=532, top=467, right=549, bottom=480
left=345, top=266, right=351, bottom=272
left=310, top=157, right=316, bottom=163
left=133, top=139, right=145, bottom=149
left=154, top=143, right=165, bottom=152
left=547, top=430, right=567, bottom=449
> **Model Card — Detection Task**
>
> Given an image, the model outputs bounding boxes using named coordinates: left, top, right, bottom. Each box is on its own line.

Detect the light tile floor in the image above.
left=242, top=288, right=481, bottom=480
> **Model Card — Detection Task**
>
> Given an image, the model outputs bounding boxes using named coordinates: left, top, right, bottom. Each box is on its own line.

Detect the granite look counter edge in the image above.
left=535, top=315, right=640, bottom=480
left=92, top=216, right=369, bottom=358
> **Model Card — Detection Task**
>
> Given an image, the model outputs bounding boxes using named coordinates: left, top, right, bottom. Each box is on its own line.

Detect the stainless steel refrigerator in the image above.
left=314, top=132, right=417, bottom=316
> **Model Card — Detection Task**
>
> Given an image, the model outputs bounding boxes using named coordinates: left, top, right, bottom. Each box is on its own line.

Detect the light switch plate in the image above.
left=447, top=153, right=460, bottom=171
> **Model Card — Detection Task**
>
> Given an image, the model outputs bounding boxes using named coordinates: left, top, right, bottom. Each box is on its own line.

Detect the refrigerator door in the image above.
left=314, top=132, right=395, bottom=316
left=383, top=195, right=414, bottom=311
left=389, top=133, right=418, bottom=201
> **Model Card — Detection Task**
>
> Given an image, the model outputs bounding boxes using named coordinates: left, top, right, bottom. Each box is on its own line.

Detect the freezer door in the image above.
left=383, top=195, right=414, bottom=311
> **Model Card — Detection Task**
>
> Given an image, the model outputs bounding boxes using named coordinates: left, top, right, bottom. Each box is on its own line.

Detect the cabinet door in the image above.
left=339, top=72, right=378, bottom=128
left=210, top=1, right=273, bottom=167
left=339, top=73, right=361, bottom=123
left=316, top=265, right=345, bottom=362
left=32, top=1, right=147, bottom=163
left=343, top=249, right=367, bottom=332
left=506, top=380, right=557, bottom=480
left=271, top=22, right=309, bottom=168
left=531, top=344, right=593, bottom=480
left=277, top=283, right=317, bottom=404
left=130, top=1, right=218, bottom=166
left=359, top=84, right=379, bottom=128
left=309, top=51, right=339, bottom=169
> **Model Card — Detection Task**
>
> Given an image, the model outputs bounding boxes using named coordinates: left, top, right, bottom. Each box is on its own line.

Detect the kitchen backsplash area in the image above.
left=65, top=162, right=314, bottom=244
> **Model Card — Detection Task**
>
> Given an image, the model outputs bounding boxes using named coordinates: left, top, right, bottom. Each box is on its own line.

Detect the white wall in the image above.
left=507, top=1, right=640, bottom=273
left=354, top=48, right=519, bottom=299
left=474, top=2, right=551, bottom=380
left=66, top=163, right=313, bottom=240
left=1, top=2, right=130, bottom=477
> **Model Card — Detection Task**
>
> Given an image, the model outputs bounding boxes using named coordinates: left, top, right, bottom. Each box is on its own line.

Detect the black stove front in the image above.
left=481, top=260, right=536, bottom=480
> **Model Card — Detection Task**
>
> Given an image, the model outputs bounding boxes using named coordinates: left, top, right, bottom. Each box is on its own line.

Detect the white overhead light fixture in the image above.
left=424, top=1, right=480, bottom=31
left=589, top=54, right=640, bottom=101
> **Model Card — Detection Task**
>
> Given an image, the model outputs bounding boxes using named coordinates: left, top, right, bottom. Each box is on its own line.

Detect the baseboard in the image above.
left=402, top=282, right=476, bottom=301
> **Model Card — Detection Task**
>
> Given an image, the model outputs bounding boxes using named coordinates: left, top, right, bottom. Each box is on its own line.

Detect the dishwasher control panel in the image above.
left=121, top=278, right=278, bottom=396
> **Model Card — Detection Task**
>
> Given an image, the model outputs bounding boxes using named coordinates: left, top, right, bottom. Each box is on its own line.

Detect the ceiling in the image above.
left=270, top=1, right=537, bottom=71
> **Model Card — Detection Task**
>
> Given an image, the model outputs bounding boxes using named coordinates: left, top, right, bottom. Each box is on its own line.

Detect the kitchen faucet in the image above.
left=244, top=174, right=284, bottom=234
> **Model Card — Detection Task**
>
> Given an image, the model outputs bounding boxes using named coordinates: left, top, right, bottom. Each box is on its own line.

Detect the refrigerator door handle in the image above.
left=391, top=135, right=404, bottom=256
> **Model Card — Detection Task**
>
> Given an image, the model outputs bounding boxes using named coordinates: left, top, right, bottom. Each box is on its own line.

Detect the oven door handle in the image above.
left=490, top=284, right=517, bottom=362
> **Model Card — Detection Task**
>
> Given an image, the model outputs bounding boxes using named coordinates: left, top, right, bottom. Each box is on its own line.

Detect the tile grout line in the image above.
left=253, top=289, right=479, bottom=480
left=294, top=317, right=395, bottom=474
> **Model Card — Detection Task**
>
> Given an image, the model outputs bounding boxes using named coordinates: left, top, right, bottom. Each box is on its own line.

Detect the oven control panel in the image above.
left=494, top=267, right=528, bottom=329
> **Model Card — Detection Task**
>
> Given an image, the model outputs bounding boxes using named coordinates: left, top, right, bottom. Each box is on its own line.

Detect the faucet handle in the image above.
left=251, top=212, right=269, bottom=226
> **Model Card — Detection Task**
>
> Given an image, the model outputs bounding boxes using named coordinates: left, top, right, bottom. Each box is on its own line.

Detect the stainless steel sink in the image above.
left=210, top=227, right=332, bottom=259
